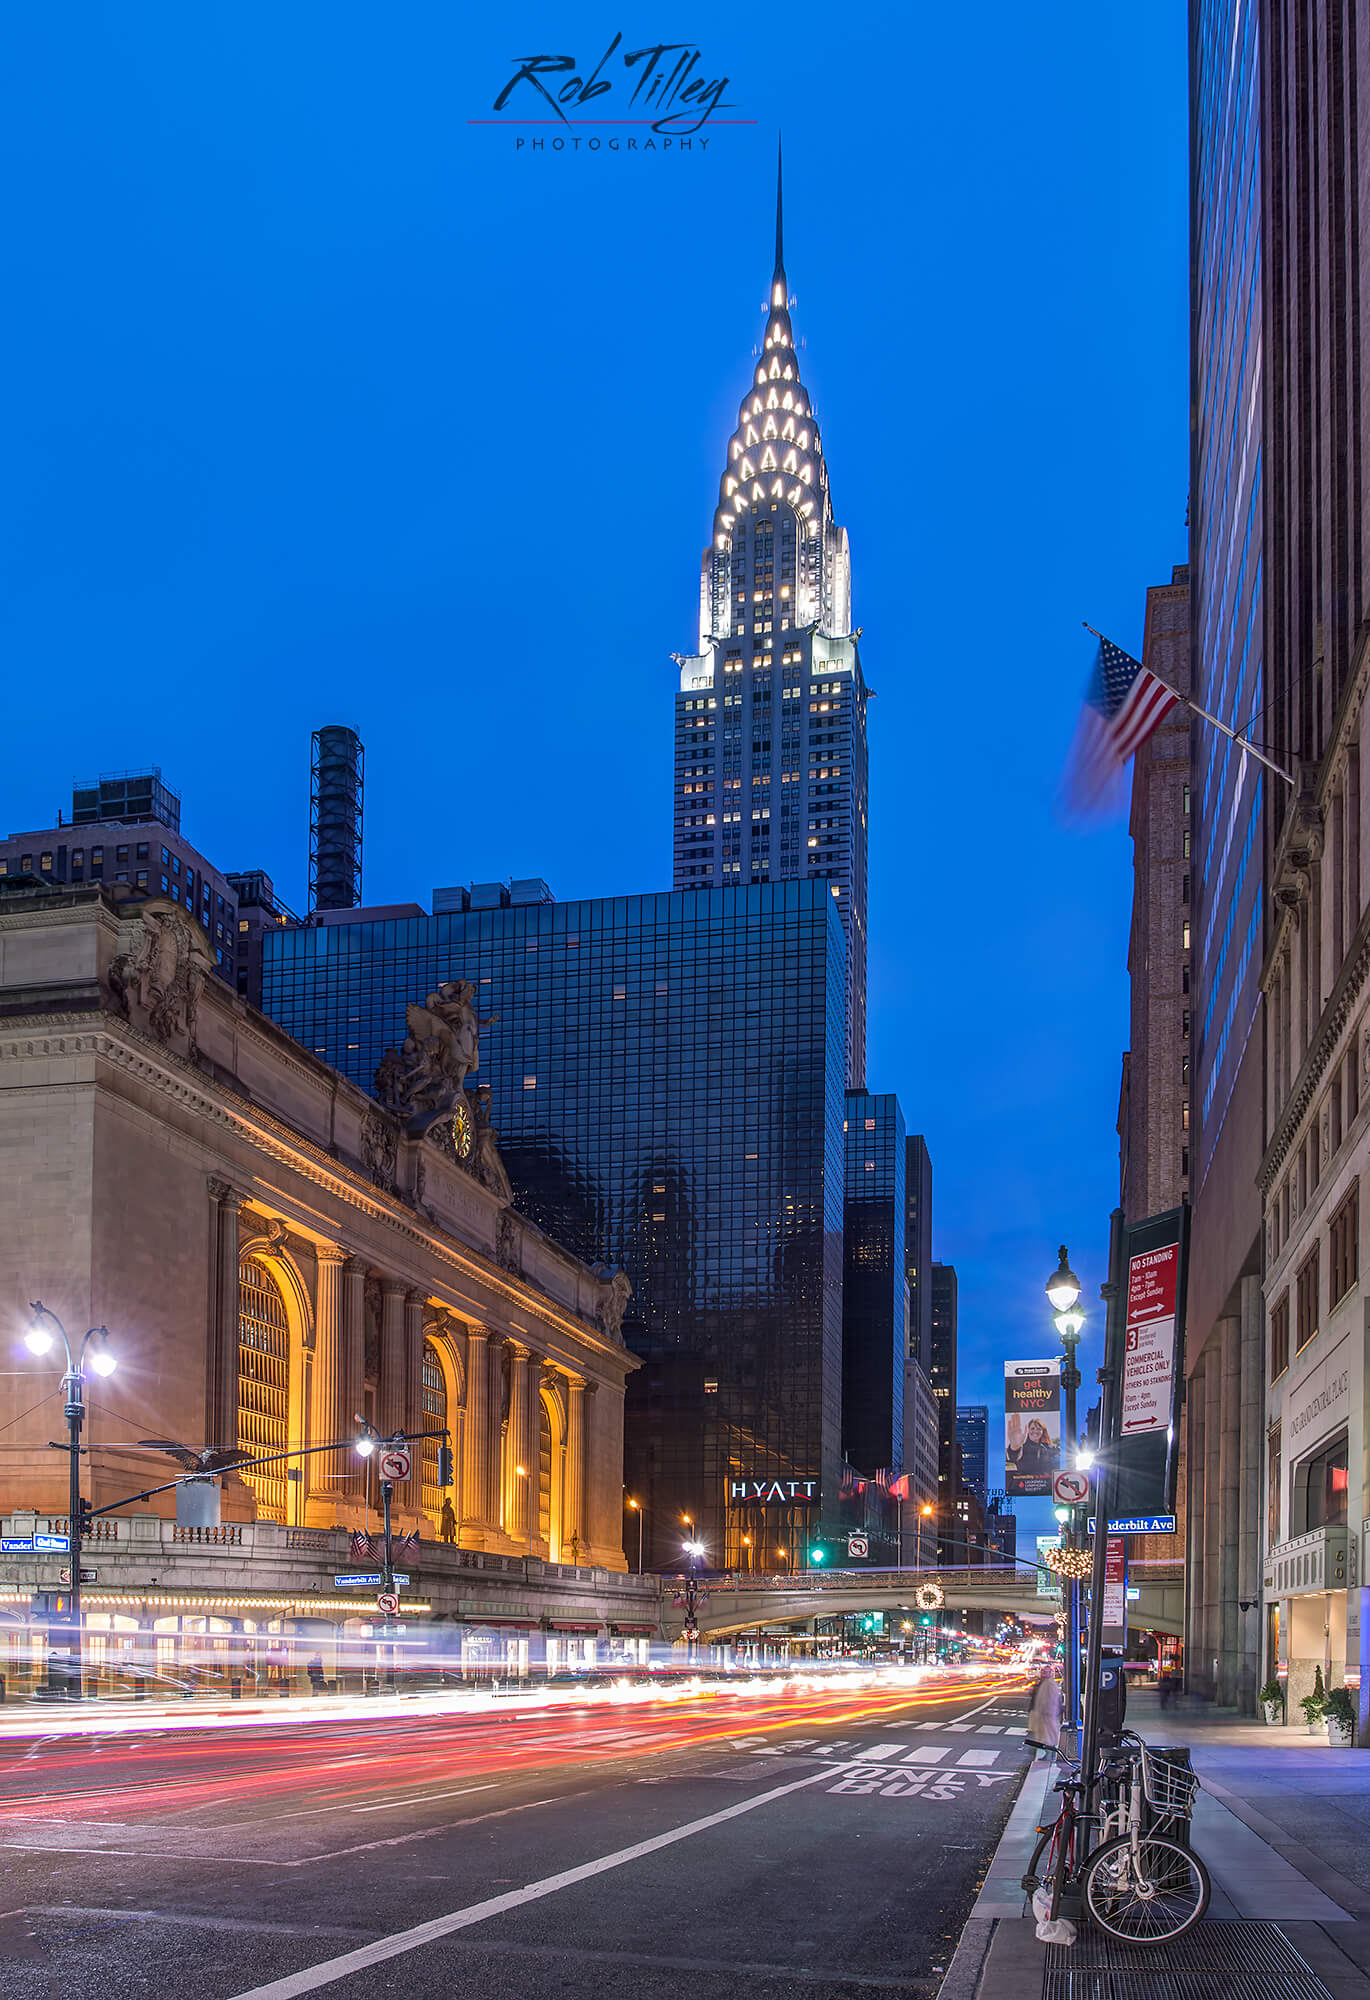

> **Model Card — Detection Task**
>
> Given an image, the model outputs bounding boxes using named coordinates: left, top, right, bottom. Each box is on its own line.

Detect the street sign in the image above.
left=847, top=1534, right=868, bottom=1558
left=377, top=1446, right=411, bottom=1482
left=1122, top=1241, right=1180, bottom=1436
left=33, top=1533, right=69, bottom=1552
left=58, top=1568, right=98, bottom=1585
left=0, top=1538, right=33, bottom=1553
left=334, top=1573, right=409, bottom=1588
left=377, top=1591, right=400, bottom=1615
left=1053, top=1469, right=1090, bottom=1506
left=1087, top=1515, right=1176, bottom=1535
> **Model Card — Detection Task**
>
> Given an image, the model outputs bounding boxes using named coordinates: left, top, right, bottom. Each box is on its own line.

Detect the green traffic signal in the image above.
left=810, top=1547, right=825, bottom=1564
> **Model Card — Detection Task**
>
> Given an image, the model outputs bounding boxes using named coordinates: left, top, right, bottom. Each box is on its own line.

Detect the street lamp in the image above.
left=681, top=1539, right=706, bottom=1663
left=1046, top=1247, right=1086, bottom=1739
left=917, top=1501, right=934, bottom=1570
left=626, top=1495, right=644, bottom=1573
left=354, top=1417, right=404, bottom=1691
left=22, top=1303, right=117, bottom=1699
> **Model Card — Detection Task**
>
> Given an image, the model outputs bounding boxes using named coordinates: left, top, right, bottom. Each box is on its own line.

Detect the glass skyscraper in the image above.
left=842, top=1091, right=906, bottom=1477
left=671, top=161, right=869, bottom=1087
left=1190, top=0, right=1263, bottom=1193
left=262, top=880, right=847, bottom=1569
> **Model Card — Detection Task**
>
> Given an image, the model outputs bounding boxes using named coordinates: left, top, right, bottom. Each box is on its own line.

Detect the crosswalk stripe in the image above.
left=946, top=1724, right=973, bottom=1733
left=955, top=1750, right=1001, bottom=1768
left=915, top=1721, right=939, bottom=1731
left=900, top=1747, right=950, bottom=1765
left=860, top=1742, right=909, bottom=1760
left=975, top=1725, right=1003, bottom=1734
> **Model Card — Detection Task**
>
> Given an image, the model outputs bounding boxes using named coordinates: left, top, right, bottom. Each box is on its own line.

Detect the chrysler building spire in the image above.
left=672, top=167, right=870, bottom=1088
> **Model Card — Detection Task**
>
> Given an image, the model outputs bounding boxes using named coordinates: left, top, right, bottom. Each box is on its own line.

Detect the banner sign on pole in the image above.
left=1004, top=1359, right=1062, bottom=1496
left=1035, top=1535, right=1062, bottom=1597
left=1102, top=1536, right=1127, bottom=1646
left=1112, top=1206, right=1189, bottom=1518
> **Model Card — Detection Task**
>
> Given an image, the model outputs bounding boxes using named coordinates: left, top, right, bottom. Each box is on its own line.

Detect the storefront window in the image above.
left=1295, top=1433, right=1350, bottom=1533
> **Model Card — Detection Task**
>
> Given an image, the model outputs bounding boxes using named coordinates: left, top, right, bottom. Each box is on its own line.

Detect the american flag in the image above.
left=1064, top=634, right=1181, bottom=811
left=888, top=1474, right=912, bottom=1500
left=350, top=1529, right=421, bottom=1564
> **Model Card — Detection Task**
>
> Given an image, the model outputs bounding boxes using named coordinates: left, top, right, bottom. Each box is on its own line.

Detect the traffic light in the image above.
left=437, top=1446, right=454, bottom=1488
left=920, top=1615, right=933, bottom=1627
left=809, top=1546, right=825, bottom=1565
left=75, top=1499, right=93, bottom=1539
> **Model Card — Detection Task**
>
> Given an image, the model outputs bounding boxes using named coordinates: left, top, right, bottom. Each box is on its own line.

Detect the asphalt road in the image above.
left=0, top=1671, right=1030, bottom=1998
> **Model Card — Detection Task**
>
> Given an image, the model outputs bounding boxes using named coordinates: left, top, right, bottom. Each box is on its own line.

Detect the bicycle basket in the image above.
left=1139, top=1743, right=1199, bottom=1817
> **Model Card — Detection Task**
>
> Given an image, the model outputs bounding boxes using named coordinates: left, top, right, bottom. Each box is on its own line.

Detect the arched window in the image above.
left=538, top=1398, right=553, bottom=1547
left=421, top=1341, right=448, bottom=1523
left=238, top=1257, right=289, bottom=1521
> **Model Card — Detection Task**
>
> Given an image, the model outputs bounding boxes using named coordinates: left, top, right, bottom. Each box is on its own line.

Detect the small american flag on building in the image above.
left=1064, top=633, right=1181, bottom=811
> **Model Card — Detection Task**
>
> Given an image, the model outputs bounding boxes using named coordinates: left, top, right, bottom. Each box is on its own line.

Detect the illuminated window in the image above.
left=237, top=1258, right=289, bottom=1522
left=420, top=1341, right=448, bottom=1524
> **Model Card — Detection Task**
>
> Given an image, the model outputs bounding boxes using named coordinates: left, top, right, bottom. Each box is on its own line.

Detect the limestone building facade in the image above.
left=0, top=885, right=647, bottom=1691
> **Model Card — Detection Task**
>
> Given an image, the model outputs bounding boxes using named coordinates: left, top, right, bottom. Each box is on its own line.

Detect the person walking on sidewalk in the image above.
left=1025, top=1666, right=1063, bottom=1758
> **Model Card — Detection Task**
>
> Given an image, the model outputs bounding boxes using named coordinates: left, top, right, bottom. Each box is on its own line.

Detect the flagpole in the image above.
left=1082, top=622, right=1295, bottom=788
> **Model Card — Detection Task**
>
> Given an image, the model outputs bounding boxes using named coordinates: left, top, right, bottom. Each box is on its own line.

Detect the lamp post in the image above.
left=917, top=1501, right=934, bottom=1570
left=682, top=1539, right=705, bottom=1662
left=626, top=1495, right=644, bottom=1573
left=23, top=1304, right=117, bottom=1699
left=1046, top=1247, right=1086, bottom=1738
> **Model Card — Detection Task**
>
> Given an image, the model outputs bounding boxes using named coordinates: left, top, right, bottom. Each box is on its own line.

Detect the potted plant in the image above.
left=1259, top=1677, right=1285, bottom=1725
left=1300, top=1690, right=1325, bottom=1734
left=1325, top=1684, right=1356, bottom=1748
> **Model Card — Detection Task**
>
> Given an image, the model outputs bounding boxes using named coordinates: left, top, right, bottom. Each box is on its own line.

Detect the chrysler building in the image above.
left=671, top=156, right=869, bottom=1085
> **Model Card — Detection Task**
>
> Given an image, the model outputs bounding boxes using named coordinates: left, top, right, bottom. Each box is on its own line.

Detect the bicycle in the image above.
left=1022, top=1732, right=1211, bottom=1943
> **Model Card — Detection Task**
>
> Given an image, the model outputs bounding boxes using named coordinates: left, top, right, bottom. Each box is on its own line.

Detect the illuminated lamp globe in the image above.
left=24, top=1322, right=54, bottom=1357
left=1053, top=1304, right=1086, bottom=1343
left=89, top=1341, right=117, bottom=1378
left=1045, top=1247, right=1081, bottom=1313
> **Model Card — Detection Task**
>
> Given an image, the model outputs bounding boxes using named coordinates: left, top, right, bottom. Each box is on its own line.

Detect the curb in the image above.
left=938, top=1757, right=1054, bottom=2000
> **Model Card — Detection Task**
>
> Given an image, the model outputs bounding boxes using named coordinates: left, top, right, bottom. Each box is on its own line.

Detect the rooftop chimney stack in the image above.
left=309, top=725, right=364, bottom=913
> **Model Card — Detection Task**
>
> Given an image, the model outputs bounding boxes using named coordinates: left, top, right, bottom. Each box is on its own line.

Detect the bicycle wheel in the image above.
left=1082, top=1832, right=1210, bottom=1942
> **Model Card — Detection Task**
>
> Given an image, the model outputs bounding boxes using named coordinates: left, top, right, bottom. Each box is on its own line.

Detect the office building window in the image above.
left=1295, top=1247, right=1319, bottom=1353
left=1330, top=1183, right=1359, bottom=1308
left=1270, top=1292, right=1289, bottom=1381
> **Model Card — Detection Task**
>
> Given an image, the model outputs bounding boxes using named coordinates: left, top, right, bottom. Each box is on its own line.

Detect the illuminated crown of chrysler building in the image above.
left=672, top=146, right=869, bottom=1086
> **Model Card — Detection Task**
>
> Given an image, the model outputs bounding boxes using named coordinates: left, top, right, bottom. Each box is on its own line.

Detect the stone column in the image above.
left=1203, top=1339, right=1223, bottom=1698
left=565, top=1374, right=586, bottom=1561
left=206, top=1180, right=246, bottom=1448
left=480, top=1336, right=502, bottom=1520
left=1218, top=1314, right=1242, bottom=1704
left=1238, top=1274, right=1263, bottom=1713
left=379, top=1279, right=407, bottom=1441
left=1186, top=1353, right=1206, bottom=1692
left=311, top=1244, right=347, bottom=1493
left=338, top=1258, right=367, bottom=1497
left=404, top=1294, right=426, bottom=1513
left=506, top=1345, right=531, bottom=1544
left=461, top=1326, right=490, bottom=1547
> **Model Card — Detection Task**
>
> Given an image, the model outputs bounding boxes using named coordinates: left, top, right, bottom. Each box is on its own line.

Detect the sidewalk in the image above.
left=941, top=1687, right=1370, bottom=2000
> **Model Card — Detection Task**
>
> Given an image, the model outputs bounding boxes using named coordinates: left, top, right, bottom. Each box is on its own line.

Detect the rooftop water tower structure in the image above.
left=309, top=725, right=364, bottom=913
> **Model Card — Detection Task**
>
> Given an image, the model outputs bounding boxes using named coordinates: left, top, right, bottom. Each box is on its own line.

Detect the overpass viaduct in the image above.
left=666, top=1566, right=1184, bottom=1644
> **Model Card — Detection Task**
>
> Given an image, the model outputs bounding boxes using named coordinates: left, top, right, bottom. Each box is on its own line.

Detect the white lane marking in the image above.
left=900, top=1748, right=950, bottom=1765
left=222, top=1758, right=880, bottom=1998
left=859, top=1742, right=909, bottom=1760
left=28, top=1905, right=369, bottom=1939
left=946, top=1724, right=973, bottom=1733
left=915, top=1722, right=939, bottom=1731
left=953, top=1751, right=1000, bottom=1768
left=351, top=1785, right=494, bottom=1815
left=975, top=1726, right=1003, bottom=1734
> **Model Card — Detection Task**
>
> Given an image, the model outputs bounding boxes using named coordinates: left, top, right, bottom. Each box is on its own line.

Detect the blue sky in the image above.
left=0, top=4, right=1187, bottom=1545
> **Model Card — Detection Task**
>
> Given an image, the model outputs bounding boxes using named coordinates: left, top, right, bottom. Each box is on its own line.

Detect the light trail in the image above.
left=0, top=1670, right=1028, bottom=1824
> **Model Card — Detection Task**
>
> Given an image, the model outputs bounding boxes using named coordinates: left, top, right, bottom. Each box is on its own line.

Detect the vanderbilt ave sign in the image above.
left=728, top=1477, right=820, bottom=1505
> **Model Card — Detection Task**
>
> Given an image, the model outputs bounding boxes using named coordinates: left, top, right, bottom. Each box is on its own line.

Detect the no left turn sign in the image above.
left=1053, top=1469, right=1090, bottom=1506
left=377, top=1591, right=400, bottom=1615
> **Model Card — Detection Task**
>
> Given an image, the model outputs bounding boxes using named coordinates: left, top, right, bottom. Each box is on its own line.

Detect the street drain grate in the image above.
left=1042, top=1920, right=1334, bottom=2000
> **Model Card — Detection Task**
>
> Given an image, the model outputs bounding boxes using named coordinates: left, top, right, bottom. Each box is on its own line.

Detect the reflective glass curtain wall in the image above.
left=263, top=881, right=847, bottom=1569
